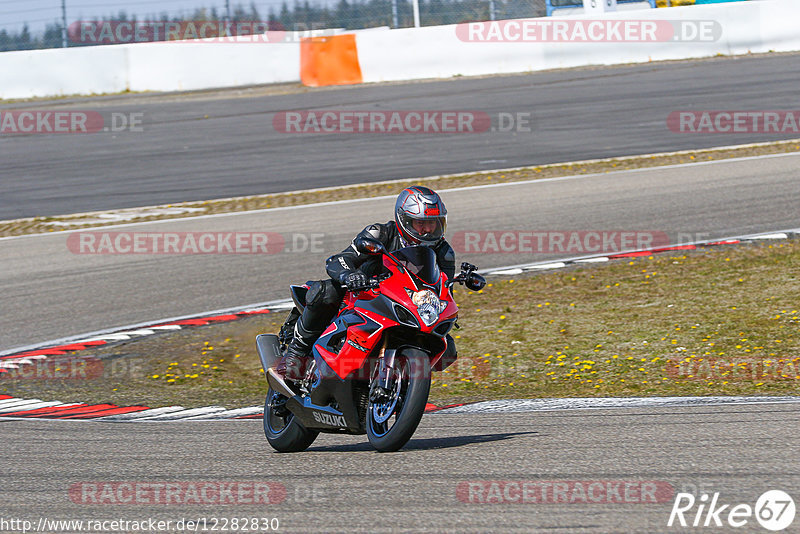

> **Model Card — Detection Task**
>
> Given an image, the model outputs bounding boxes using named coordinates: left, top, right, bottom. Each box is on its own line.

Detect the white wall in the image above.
left=0, top=46, right=129, bottom=99
left=1, top=0, right=799, bottom=99
left=126, top=39, right=300, bottom=93
left=354, top=0, right=800, bottom=84
left=0, top=32, right=300, bottom=100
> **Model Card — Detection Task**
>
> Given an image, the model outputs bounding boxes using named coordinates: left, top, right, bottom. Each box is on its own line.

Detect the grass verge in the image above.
left=1, top=238, right=798, bottom=409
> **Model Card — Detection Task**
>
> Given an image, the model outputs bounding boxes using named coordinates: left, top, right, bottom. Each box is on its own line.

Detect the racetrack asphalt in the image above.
left=2, top=53, right=800, bottom=534
left=1, top=403, right=798, bottom=533
left=1, top=152, right=799, bottom=353
left=2, top=53, right=800, bottom=220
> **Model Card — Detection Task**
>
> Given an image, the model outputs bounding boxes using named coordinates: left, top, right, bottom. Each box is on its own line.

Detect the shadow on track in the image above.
left=306, top=431, right=536, bottom=452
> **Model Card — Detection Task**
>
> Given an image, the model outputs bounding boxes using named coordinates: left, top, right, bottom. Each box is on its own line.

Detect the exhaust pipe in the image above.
left=256, top=334, right=281, bottom=375
left=267, top=368, right=297, bottom=399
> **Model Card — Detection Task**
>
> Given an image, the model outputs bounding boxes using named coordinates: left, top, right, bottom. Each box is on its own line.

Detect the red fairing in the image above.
left=315, top=248, right=458, bottom=380
left=323, top=311, right=397, bottom=379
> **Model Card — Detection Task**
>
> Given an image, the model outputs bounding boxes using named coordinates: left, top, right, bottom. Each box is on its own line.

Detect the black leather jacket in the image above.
left=326, top=221, right=456, bottom=282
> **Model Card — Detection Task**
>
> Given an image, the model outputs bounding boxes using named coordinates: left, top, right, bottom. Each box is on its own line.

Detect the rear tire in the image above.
left=263, top=389, right=318, bottom=452
left=366, top=352, right=431, bottom=452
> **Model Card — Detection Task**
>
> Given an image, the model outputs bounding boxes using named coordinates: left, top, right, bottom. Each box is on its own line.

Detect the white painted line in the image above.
left=96, top=406, right=187, bottom=421
left=525, top=262, right=567, bottom=270
left=93, top=334, right=132, bottom=341
left=133, top=406, right=228, bottom=421
left=435, top=396, right=800, bottom=414
left=575, top=257, right=609, bottom=263
left=181, top=406, right=263, bottom=420
left=487, top=268, right=523, bottom=276
left=3, top=228, right=798, bottom=362
left=114, top=329, right=157, bottom=336
left=750, top=233, right=789, bottom=240
left=149, top=325, right=183, bottom=331
left=0, top=398, right=45, bottom=408
left=0, top=398, right=22, bottom=407
left=4, top=146, right=800, bottom=243
left=0, top=401, right=63, bottom=413
left=0, top=298, right=292, bottom=359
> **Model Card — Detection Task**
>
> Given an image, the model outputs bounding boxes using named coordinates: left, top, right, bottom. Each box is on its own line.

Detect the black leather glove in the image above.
left=340, top=271, right=368, bottom=291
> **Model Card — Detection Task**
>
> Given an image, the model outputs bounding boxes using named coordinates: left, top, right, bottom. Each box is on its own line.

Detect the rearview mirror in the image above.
left=464, top=272, right=486, bottom=291
left=354, top=236, right=385, bottom=255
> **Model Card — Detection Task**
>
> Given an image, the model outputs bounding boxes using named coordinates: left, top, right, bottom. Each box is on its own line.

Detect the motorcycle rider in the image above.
left=281, top=186, right=457, bottom=381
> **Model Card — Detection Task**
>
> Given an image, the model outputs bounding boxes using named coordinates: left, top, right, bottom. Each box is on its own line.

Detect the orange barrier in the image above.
left=300, top=34, right=363, bottom=87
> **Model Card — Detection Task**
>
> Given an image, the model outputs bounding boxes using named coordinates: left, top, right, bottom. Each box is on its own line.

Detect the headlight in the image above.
left=410, top=289, right=447, bottom=327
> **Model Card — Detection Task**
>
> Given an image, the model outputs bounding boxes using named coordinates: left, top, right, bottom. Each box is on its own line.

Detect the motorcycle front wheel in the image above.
left=366, top=351, right=431, bottom=452
left=263, top=388, right=319, bottom=452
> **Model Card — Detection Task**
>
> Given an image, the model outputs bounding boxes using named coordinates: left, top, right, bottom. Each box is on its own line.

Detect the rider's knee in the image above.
left=306, top=279, right=344, bottom=309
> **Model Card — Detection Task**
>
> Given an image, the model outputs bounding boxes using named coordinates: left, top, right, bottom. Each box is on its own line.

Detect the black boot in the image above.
left=282, top=318, right=317, bottom=381
left=283, top=337, right=311, bottom=381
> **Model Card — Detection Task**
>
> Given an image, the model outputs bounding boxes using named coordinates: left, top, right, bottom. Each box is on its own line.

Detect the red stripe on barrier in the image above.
left=27, top=404, right=117, bottom=418
left=237, top=309, right=271, bottom=315
left=202, top=314, right=240, bottom=322
left=163, top=319, right=211, bottom=326
left=1, top=404, right=89, bottom=417
left=706, top=239, right=740, bottom=246
left=235, top=413, right=264, bottom=419
left=609, top=245, right=697, bottom=259
left=0, top=394, right=12, bottom=399
left=57, top=406, right=151, bottom=419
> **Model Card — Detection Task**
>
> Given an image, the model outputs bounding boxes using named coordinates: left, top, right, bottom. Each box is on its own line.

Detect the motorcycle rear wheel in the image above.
left=366, top=352, right=431, bottom=452
left=263, top=389, right=319, bottom=452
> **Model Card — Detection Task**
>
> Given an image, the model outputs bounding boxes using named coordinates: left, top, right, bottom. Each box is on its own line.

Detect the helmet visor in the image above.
left=398, top=212, right=446, bottom=245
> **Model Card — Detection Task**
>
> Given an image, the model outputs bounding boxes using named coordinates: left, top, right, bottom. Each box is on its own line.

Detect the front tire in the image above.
left=366, top=352, right=431, bottom=452
left=263, top=389, right=318, bottom=452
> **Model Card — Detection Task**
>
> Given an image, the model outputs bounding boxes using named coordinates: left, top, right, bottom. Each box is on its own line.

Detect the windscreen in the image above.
left=391, top=246, right=441, bottom=285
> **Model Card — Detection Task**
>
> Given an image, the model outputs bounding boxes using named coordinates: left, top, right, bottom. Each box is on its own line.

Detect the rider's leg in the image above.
left=284, top=279, right=344, bottom=380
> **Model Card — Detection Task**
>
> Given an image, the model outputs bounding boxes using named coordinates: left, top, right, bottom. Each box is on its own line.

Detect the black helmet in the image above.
left=394, top=186, right=447, bottom=246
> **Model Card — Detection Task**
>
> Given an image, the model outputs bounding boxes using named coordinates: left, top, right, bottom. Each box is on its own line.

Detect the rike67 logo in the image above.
left=668, top=490, right=795, bottom=531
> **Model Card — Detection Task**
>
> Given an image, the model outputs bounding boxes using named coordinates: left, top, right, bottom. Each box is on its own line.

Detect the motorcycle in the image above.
left=256, top=237, right=486, bottom=452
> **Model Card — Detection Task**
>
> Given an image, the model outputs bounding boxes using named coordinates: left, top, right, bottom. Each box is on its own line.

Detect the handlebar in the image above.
left=348, top=276, right=383, bottom=292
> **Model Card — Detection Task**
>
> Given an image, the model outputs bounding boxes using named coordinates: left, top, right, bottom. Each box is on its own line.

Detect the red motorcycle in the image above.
left=257, top=237, right=486, bottom=452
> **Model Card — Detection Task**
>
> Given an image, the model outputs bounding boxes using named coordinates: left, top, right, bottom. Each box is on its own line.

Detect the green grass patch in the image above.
left=1, top=239, right=798, bottom=408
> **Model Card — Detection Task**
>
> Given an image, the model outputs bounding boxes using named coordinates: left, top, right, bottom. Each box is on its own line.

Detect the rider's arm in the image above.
left=325, top=223, right=390, bottom=282
left=436, top=240, right=457, bottom=281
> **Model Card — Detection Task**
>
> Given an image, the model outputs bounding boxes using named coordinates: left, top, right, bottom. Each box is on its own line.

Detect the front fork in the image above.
left=370, top=343, right=397, bottom=403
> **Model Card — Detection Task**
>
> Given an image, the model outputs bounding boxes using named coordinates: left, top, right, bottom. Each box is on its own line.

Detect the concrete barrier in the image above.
left=1, top=0, right=798, bottom=98
left=0, top=45, right=129, bottom=99
left=0, top=32, right=300, bottom=100
left=126, top=37, right=300, bottom=93
left=352, top=0, right=800, bottom=84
